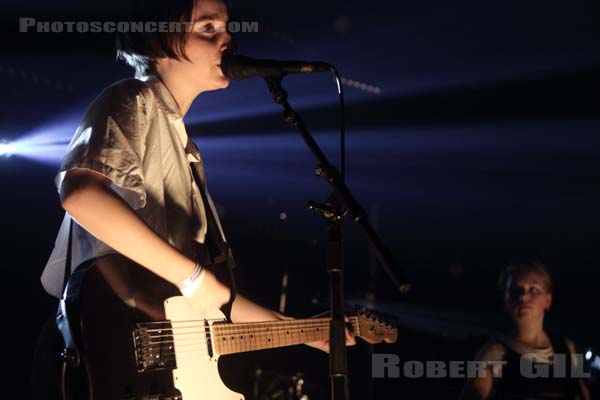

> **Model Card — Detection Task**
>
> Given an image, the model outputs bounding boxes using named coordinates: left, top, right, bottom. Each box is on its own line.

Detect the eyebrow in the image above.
left=513, top=282, right=542, bottom=288
left=194, top=13, right=228, bottom=23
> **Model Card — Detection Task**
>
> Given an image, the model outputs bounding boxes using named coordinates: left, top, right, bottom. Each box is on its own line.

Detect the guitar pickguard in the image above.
left=164, top=297, right=244, bottom=400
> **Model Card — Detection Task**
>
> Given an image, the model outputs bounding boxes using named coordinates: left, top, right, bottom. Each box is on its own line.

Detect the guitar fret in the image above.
left=270, top=323, right=276, bottom=348
left=241, top=322, right=246, bottom=353
left=235, top=323, right=240, bottom=353
left=278, top=323, right=283, bottom=347
left=292, top=320, right=297, bottom=347
left=213, top=317, right=355, bottom=356
left=226, top=322, right=232, bottom=354
left=166, top=315, right=366, bottom=358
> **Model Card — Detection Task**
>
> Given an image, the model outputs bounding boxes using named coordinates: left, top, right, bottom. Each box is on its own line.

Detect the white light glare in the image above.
left=0, top=142, right=14, bottom=157
left=593, top=355, right=600, bottom=371
left=585, top=350, right=592, bottom=361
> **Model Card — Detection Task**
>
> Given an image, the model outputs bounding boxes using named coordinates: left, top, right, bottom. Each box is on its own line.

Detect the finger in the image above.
left=307, top=340, right=330, bottom=353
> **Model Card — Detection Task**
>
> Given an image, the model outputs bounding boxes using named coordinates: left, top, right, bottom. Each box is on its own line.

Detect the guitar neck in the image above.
left=212, top=317, right=359, bottom=356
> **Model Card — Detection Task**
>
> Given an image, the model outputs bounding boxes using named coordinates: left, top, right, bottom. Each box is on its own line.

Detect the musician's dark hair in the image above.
left=498, top=260, right=553, bottom=295
left=115, top=0, right=195, bottom=79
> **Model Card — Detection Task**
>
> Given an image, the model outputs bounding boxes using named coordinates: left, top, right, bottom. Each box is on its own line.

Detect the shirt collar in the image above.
left=147, top=75, right=183, bottom=121
left=146, top=76, right=201, bottom=162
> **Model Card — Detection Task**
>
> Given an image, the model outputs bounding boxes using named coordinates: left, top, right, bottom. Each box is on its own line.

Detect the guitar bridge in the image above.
left=132, top=322, right=177, bottom=372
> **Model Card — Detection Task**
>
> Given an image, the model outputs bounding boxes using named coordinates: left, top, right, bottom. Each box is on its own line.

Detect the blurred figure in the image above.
left=460, top=261, right=590, bottom=400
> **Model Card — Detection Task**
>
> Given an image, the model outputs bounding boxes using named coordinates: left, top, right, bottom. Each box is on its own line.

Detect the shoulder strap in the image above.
left=189, top=162, right=237, bottom=320
left=61, top=218, right=74, bottom=296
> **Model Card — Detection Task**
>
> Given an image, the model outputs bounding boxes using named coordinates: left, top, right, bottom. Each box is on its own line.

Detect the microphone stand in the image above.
left=264, top=75, right=411, bottom=400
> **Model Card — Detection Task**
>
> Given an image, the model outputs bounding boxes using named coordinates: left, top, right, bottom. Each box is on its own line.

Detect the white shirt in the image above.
left=41, top=76, right=226, bottom=298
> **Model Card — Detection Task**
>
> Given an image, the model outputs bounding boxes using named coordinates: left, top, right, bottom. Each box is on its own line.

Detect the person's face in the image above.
left=177, top=0, right=232, bottom=91
left=504, top=272, right=552, bottom=324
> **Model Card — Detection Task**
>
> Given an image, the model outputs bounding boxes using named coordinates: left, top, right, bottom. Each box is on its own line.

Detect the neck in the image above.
left=512, top=321, right=548, bottom=347
left=155, top=69, right=202, bottom=117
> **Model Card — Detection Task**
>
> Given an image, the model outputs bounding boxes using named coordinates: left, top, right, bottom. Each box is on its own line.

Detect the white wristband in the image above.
left=177, top=262, right=206, bottom=298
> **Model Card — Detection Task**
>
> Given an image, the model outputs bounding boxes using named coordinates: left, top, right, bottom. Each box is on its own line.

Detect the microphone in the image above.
left=221, top=53, right=332, bottom=81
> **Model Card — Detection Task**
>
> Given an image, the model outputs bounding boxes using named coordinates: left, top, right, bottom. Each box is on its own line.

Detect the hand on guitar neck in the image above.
left=302, top=315, right=357, bottom=353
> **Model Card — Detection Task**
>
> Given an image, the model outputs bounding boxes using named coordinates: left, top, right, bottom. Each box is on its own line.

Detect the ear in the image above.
left=544, top=293, right=552, bottom=311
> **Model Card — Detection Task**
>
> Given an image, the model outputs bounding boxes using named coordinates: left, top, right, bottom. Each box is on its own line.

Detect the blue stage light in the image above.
left=0, top=112, right=80, bottom=165
left=0, top=141, right=14, bottom=157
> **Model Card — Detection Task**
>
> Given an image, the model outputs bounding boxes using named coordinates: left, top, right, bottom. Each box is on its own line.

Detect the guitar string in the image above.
left=145, top=334, right=334, bottom=350
left=137, top=330, right=340, bottom=361
left=138, top=335, right=333, bottom=362
left=135, top=321, right=366, bottom=347
left=136, top=318, right=361, bottom=335
left=137, top=322, right=358, bottom=342
left=138, top=323, right=342, bottom=347
left=140, top=332, right=335, bottom=360
left=142, top=325, right=338, bottom=344
left=138, top=317, right=342, bottom=330
left=138, top=331, right=357, bottom=362
left=138, top=319, right=345, bottom=334
left=141, top=320, right=336, bottom=332
left=137, top=318, right=326, bottom=326
left=134, top=318, right=370, bottom=363
left=135, top=324, right=363, bottom=363
left=139, top=342, right=311, bottom=364
left=137, top=316, right=364, bottom=327
left=136, top=326, right=361, bottom=360
left=137, top=322, right=358, bottom=336
left=136, top=323, right=358, bottom=340
left=137, top=321, right=360, bottom=344
left=137, top=331, right=337, bottom=361
left=135, top=317, right=379, bottom=343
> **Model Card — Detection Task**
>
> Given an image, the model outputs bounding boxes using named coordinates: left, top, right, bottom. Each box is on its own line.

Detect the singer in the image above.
left=31, top=0, right=354, bottom=398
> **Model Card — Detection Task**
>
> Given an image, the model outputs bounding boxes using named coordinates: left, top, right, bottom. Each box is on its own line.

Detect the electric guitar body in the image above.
left=58, top=255, right=396, bottom=400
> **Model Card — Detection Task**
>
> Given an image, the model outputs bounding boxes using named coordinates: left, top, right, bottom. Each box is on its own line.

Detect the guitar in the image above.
left=58, top=255, right=397, bottom=400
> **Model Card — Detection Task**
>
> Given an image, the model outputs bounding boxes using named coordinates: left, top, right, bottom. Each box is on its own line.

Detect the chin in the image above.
left=515, top=310, right=544, bottom=323
left=213, top=76, right=230, bottom=90
left=203, top=80, right=230, bottom=93
left=219, top=79, right=230, bottom=89
left=515, top=312, right=528, bottom=320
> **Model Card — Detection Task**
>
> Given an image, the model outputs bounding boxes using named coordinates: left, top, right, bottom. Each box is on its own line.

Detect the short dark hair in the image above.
left=498, top=260, right=553, bottom=295
left=115, top=0, right=196, bottom=79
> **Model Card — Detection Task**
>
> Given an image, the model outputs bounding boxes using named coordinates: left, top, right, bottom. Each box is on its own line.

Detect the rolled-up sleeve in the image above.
left=55, top=81, right=154, bottom=210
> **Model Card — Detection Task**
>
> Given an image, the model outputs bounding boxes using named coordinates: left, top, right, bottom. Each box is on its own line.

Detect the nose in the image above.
left=221, top=37, right=237, bottom=54
left=517, top=292, right=531, bottom=304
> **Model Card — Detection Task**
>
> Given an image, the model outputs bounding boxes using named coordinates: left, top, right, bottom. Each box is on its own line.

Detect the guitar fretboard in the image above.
left=212, top=317, right=359, bottom=355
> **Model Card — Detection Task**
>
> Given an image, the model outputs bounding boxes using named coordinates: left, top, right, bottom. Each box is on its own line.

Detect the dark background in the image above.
left=1, top=0, right=599, bottom=398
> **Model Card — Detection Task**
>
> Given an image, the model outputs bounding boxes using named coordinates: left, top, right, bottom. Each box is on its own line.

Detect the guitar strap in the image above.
left=62, top=217, right=74, bottom=294
left=190, top=162, right=237, bottom=321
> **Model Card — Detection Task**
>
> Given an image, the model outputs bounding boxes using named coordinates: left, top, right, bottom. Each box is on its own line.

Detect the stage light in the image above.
left=585, top=350, right=592, bottom=361
left=1, top=112, right=80, bottom=165
left=0, top=141, right=14, bottom=157
left=0, top=135, right=68, bottom=165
